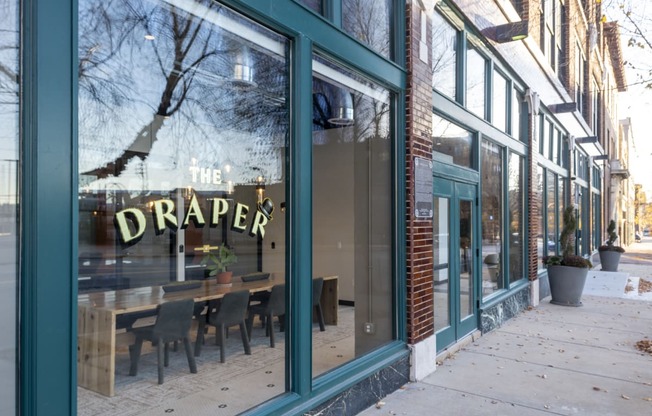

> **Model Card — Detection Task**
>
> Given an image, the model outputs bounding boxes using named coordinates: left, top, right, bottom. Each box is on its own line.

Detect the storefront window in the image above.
left=481, top=139, right=503, bottom=296
left=343, top=0, right=391, bottom=59
left=312, top=55, right=393, bottom=376
left=536, top=166, right=544, bottom=271
left=508, top=154, right=524, bottom=283
left=432, top=114, right=473, bottom=168
left=78, top=1, right=289, bottom=413
left=466, top=44, right=486, bottom=119
left=0, top=0, right=19, bottom=414
left=547, top=171, right=558, bottom=255
left=432, top=10, right=457, bottom=100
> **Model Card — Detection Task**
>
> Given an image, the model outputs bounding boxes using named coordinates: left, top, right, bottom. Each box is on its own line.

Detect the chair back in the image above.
left=266, top=284, right=286, bottom=316
left=152, top=298, right=195, bottom=343
left=210, top=290, right=250, bottom=326
left=312, top=278, right=324, bottom=307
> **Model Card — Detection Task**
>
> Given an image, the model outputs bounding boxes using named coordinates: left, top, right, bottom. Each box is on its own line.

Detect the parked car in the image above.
left=635, top=232, right=642, bottom=243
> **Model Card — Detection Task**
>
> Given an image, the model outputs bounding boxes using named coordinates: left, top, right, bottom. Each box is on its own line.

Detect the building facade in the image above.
left=1, top=1, right=628, bottom=415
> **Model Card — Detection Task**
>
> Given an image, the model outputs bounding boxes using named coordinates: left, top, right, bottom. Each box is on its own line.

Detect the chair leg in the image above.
left=315, top=304, right=325, bottom=332
left=183, top=336, right=197, bottom=374
left=268, top=313, right=275, bottom=348
left=157, top=340, right=165, bottom=384
left=246, top=312, right=254, bottom=341
left=219, top=324, right=226, bottom=363
left=164, top=342, right=170, bottom=367
left=129, top=337, right=143, bottom=376
left=195, top=318, right=206, bottom=357
left=239, top=321, right=251, bottom=355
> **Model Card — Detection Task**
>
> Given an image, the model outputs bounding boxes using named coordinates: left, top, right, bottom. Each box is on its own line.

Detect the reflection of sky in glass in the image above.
left=492, top=70, right=507, bottom=132
left=79, top=0, right=288, bottom=192
left=432, top=11, right=457, bottom=99
left=466, top=44, right=485, bottom=119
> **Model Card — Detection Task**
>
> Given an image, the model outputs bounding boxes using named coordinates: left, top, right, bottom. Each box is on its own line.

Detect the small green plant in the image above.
left=201, top=244, right=238, bottom=276
left=543, top=206, right=592, bottom=268
left=598, top=220, right=625, bottom=253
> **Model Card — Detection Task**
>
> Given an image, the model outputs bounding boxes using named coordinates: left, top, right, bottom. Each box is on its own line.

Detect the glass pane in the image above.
left=432, top=114, right=473, bottom=168
left=541, top=118, right=550, bottom=158
left=547, top=171, right=557, bottom=255
left=508, top=154, right=524, bottom=283
left=536, top=166, right=545, bottom=271
left=312, top=55, right=393, bottom=377
left=0, top=0, right=19, bottom=413
left=492, top=70, right=507, bottom=132
left=512, top=88, right=523, bottom=140
left=481, top=140, right=503, bottom=297
left=298, top=0, right=322, bottom=14
left=342, top=0, right=391, bottom=59
left=466, top=44, right=486, bottom=119
left=77, top=2, right=289, bottom=413
left=432, top=11, right=457, bottom=99
left=459, top=200, right=473, bottom=318
left=433, top=197, right=450, bottom=332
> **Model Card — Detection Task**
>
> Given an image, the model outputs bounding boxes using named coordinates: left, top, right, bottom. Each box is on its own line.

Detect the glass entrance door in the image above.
left=433, top=177, right=478, bottom=351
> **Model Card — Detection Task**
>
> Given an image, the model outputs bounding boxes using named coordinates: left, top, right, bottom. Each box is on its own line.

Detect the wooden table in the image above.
left=77, top=275, right=338, bottom=396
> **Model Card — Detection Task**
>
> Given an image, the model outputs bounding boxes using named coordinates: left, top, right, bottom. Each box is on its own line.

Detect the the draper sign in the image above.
left=114, top=193, right=274, bottom=246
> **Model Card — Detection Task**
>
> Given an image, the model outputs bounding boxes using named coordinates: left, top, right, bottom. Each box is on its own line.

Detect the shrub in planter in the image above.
left=543, top=206, right=592, bottom=306
left=598, top=220, right=625, bottom=272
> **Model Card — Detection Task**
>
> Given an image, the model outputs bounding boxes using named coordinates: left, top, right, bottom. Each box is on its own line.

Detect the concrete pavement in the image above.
left=360, top=238, right=652, bottom=416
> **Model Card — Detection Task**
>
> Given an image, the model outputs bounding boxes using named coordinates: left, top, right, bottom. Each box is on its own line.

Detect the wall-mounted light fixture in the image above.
left=487, top=20, right=529, bottom=43
left=575, top=136, right=598, bottom=144
left=255, top=175, right=265, bottom=204
left=549, top=102, right=577, bottom=113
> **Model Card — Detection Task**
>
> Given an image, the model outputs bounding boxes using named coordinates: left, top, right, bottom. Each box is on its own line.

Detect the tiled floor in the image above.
left=78, top=306, right=355, bottom=416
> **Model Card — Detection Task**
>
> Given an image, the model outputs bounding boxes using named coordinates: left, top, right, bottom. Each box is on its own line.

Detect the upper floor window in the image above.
left=541, top=0, right=565, bottom=75
left=466, top=43, right=486, bottom=119
left=343, top=0, right=392, bottom=59
left=592, top=78, right=600, bottom=133
left=575, top=43, right=586, bottom=116
left=432, top=10, right=458, bottom=99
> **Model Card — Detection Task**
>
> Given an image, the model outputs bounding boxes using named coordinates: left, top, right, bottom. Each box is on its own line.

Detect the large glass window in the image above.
left=536, top=166, right=545, bottom=271
left=466, top=44, right=486, bottom=119
left=508, top=154, right=525, bottom=283
left=547, top=171, right=558, bottom=254
left=433, top=197, right=450, bottom=333
left=312, top=55, right=393, bottom=376
left=431, top=10, right=458, bottom=99
left=511, top=88, right=523, bottom=140
left=432, top=114, right=473, bottom=168
left=78, top=2, right=289, bottom=413
left=481, top=140, right=503, bottom=296
left=299, top=0, right=322, bottom=14
left=0, top=1, right=19, bottom=414
left=343, top=0, right=391, bottom=59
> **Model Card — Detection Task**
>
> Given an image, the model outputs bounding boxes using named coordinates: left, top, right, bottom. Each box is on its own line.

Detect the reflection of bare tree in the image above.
left=432, top=10, right=456, bottom=97
left=79, top=0, right=288, bottom=181
left=0, top=0, right=19, bottom=110
left=342, top=0, right=390, bottom=58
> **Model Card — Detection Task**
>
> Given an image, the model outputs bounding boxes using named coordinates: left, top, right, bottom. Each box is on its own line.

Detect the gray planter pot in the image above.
left=599, top=250, right=622, bottom=272
left=547, top=265, right=589, bottom=307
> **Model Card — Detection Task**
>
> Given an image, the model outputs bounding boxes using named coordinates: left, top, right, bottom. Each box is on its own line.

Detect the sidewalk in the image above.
left=360, top=240, right=652, bottom=416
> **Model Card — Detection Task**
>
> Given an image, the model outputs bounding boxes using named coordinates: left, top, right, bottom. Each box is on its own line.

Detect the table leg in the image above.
left=321, top=278, right=338, bottom=325
left=78, top=306, right=116, bottom=396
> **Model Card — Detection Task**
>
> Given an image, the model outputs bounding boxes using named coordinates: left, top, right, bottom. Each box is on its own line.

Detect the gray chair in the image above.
left=313, top=277, right=326, bottom=332
left=128, top=298, right=197, bottom=384
left=195, top=290, right=251, bottom=363
left=247, top=284, right=285, bottom=347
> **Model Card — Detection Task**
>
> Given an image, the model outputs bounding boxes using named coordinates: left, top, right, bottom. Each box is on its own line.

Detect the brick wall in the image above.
left=405, top=0, right=435, bottom=344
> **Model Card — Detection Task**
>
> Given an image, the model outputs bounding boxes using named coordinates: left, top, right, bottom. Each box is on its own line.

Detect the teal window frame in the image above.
left=20, top=1, right=407, bottom=414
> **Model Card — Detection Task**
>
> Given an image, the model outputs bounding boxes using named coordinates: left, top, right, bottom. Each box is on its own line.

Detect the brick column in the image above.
left=406, top=0, right=434, bottom=344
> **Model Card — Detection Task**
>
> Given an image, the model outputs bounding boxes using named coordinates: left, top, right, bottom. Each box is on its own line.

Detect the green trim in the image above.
left=479, top=279, right=530, bottom=310
left=21, top=0, right=76, bottom=414
left=395, top=90, right=407, bottom=343
left=289, top=34, right=314, bottom=397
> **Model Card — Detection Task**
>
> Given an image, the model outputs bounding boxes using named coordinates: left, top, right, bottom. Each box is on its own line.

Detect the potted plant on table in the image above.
left=598, top=220, right=625, bottom=271
left=201, top=243, right=238, bottom=285
left=543, top=206, right=592, bottom=307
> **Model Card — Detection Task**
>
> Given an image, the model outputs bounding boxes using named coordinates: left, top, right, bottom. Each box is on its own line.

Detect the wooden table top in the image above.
left=78, top=275, right=336, bottom=315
